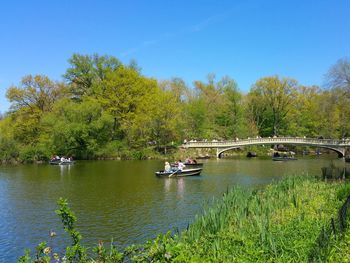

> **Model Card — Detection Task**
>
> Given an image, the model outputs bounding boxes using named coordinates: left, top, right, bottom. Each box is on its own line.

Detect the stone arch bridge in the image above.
left=181, top=137, right=350, bottom=158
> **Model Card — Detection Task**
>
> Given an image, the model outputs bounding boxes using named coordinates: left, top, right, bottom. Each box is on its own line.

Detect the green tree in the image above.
left=155, top=89, right=184, bottom=147
left=248, top=76, right=298, bottom=136
left=97, top=66, right=159, bottom=146
left=192, top=74, right=242, bottom=139
left=183, top=97, right=208, bottom=139
left=324, top=58, right=350, bottom=138
left=313, top=90, right=340, bottom=138
left=6, top=75, right=67, bottom=113
left=64, top=53, right=121, bottom=99
left=0, top=117, right=19, bottom=162
left=5, top=75, right=67, bottom=151
left=42, top=98, right=114, bottom=159
left=158, top=77, right=189, bottom=103
left=245, top=90, right=268, bottom=136
left=287, top=85, right=320, bottom=137
left=214, top=76, right=244, bottom=139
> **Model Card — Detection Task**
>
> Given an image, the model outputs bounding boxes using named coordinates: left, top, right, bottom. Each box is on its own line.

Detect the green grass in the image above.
left=135, top=175, right=349, bottom=262
left=172, top=177, right=333, bottom=261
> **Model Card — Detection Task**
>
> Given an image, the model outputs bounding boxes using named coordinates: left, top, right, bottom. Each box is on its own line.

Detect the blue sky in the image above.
left=0, top=0, right=349, bottom=112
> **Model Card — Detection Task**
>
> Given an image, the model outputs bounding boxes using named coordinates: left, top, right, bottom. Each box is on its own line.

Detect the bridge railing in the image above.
left=182, top=137, right=350, bottom=148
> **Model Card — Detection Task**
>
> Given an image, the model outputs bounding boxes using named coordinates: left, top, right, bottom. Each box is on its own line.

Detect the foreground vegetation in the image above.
left=1, top=54, right=350, bottom=163
left=19, top=175, right=350, bottom=262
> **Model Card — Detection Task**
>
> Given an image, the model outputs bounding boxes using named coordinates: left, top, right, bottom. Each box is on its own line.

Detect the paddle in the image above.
left=168, top=169, right=178, bottom=178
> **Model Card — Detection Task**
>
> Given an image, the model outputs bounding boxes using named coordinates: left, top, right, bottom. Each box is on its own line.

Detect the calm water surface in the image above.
left=0, top=156, right=348, bottom=261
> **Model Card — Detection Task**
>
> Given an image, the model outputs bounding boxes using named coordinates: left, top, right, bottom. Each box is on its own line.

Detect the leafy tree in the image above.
left=316, top=88, right=350, bottom=138
left=128, top=58, right=142, bottom=72
left=97, top=66, right=159, bottom=146
left=6, top=75, right=67, bottom=113
left=245, top=90, right=268, bottom=136
left=149, top=88, right=184, bottom=151
left=314, top=90, right=341, bottom=138
left=248, top=76, right=298, bottom=136
left=158, top=77, right=189, bottom=103
left=64, top=53, right=121, bottom=99
left=42, top=98, right=114, bottom=159
left=192, top=74, right=242, bottom=139
left=0, top=117, right=19, bottom=162
left=5, top=75, right=67, bottom=150
left=214, top=76, right=244, bottom=139
left=324, top=58, right=350, bottom=138
left=194, top=74, right=223, bottom=131
left=287, top=85, right=321, bottom=137
left=183, top=97, right=209, bottom=139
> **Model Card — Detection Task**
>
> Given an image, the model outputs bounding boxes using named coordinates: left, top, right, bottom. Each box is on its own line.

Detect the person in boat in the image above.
left=185, top=157, right=197, bottom=164
left=185, top=157, right=193, bottom=164
left=177, top=160, right=185, bottom=171
left=164, top=161, right=171, bottom=172
left=51, top=155, right=60, bottom=162
left=273, top=152, right=280, bottom=157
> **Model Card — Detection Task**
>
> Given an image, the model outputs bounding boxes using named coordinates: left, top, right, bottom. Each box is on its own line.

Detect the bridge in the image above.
left=181, top=137, right=350, bottom=158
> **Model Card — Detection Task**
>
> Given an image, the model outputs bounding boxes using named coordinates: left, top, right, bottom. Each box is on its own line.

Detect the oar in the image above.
left=168, top=170, right=178, bottom=178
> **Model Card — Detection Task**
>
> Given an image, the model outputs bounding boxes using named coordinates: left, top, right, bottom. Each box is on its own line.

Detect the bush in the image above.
left=19, top=145, right=50, bottom=162
left=0, top=137, right=19, bottom=162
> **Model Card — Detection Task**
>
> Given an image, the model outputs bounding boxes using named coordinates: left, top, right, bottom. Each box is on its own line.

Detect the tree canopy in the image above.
left=1, top=54, right=349, bottom=162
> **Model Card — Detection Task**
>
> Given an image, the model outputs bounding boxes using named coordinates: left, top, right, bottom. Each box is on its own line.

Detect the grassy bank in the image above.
left=19, top=175, right=350, bottom=262
left=140, top=175, right=350, bottom=262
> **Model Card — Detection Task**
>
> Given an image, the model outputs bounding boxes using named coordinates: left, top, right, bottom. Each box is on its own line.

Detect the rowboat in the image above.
left=272, top=157, right=297, bottom=161
left=49, top=160, right=74, bottom=165
left=184, top=162, right=203, bottom=167
left=171, top=162, right=203, bottom=167
left=155, top=168, right=202, bottom=177
left=246, top=152, right=257, bottom=157
left=197, top=155, right=211, bottom=159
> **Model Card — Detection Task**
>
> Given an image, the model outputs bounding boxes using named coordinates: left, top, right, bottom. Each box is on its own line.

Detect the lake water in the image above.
left=0, top=155, right=347, bottom=261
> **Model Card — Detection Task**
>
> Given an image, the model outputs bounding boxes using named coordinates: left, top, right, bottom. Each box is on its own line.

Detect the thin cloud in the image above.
left=120, top=13, right=227, bottom=57
left=120, top=2, right=259, bottom=57
left=143, top=40, right=158, bottom=46
left=188, top=13, right=227, bottom=33
left=121, top=47, right=140, bottom=57
left=121, top=39, right=160, bottom=57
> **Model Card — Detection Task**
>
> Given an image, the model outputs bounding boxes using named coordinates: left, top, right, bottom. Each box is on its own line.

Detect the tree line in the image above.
left=0, top=54, right=349, bottom=162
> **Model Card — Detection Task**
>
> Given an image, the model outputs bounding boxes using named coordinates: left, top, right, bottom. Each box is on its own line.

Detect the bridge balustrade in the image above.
left=183, top=137, right=350, bottom=148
